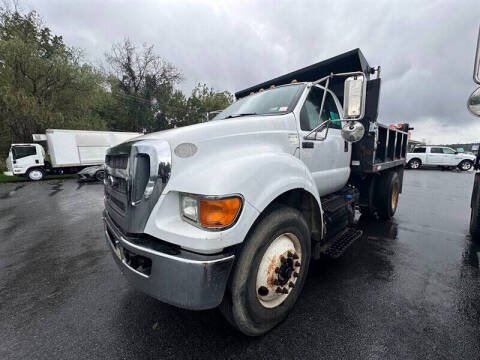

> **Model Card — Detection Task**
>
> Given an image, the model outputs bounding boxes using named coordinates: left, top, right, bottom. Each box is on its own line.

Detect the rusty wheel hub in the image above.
left=256, top=233, right=302, bottom=308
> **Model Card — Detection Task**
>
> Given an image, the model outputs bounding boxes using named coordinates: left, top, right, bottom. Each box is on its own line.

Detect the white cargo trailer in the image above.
left=4, top=129, right=142, bottom=181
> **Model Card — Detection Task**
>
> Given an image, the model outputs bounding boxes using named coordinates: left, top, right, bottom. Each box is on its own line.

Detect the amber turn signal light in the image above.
left=199, top=197, right=242, bottom=229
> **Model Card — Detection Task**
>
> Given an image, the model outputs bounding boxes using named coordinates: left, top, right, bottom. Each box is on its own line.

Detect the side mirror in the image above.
left=341, top=121, right=365, bottom=142
left=467, top=87, right=480, bottom=117
left=343, top=75, right=367, bottom=120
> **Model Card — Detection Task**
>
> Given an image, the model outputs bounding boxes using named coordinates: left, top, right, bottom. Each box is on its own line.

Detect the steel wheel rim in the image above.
left=256, top=233, right=302, bottom=308
left=391, top=182, right=399, bottom=210
left=30, top=170, right=42, bottom=180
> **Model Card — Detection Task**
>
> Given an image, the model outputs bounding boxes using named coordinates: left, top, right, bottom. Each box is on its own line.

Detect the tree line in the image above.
left=0, top=6, right=233, bottom=161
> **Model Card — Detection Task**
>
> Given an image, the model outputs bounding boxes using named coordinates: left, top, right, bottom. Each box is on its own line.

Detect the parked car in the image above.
left=406, top=146, right=476, bottom=171
left=77, top=165, right=105, bottom=182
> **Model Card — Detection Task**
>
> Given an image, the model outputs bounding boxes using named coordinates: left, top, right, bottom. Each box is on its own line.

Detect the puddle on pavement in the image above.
left=0, top=184, right=26, bottom=199
left=48, top=181, right=64, bottom=196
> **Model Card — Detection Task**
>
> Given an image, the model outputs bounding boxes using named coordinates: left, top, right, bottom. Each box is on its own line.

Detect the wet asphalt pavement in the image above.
left=0, top=170, right=479, bottom=360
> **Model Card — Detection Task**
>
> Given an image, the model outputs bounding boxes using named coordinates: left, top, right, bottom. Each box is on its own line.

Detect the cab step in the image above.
left=322, top=227, right=363, bottom=259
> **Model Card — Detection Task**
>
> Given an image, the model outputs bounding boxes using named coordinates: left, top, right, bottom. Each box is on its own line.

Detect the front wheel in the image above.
left=458, top=160, right=473, bottom=171
left=407, top=159, right=421, bottom=169
left=220, top=206, right=311, bottom=336
left=27, top=168, right=45, bottom=181
left=95, top=170, right=105, bottom=181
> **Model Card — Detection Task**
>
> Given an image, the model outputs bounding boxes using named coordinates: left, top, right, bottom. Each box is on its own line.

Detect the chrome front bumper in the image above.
left=103, top=212, right=235, bottom=310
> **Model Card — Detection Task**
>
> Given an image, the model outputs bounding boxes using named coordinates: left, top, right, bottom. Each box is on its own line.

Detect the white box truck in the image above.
left=4, top=129, right=142, bottom=181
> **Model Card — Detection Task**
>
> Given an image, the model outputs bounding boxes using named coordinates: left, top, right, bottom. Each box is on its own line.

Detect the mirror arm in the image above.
left=314, top=77, right=330, bottom=139
left=303, top=118, right=354, bottom=140
left=312, top=71, right=366, bottom=85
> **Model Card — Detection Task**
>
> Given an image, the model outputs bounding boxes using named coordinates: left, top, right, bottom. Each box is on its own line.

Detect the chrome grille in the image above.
left=106, top=154, right=129, bottom=169
left=104, top=140, right=171, bottom=234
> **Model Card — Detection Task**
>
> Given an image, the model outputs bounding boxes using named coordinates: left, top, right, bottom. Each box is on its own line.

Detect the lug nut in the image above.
left=275, top=287, right=283, bottom=294
left=257, top=286, right=269, bottom=296
left=282, top=288, right=289, bottom=294
left=292, top=253, right=299, bottom=260
left=289, top=281, right=295, bottom=288
left=293, top=272, right=299, bottom=278
left=295, top=261, right=301, bottom=267
left=287, top=251, right=293, bottom=258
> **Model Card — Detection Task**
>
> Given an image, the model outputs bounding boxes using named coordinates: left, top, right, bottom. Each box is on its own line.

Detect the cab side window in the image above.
left=12, top=146, right=37, bottom=160
left=413, top=147, right=426, bottom=153
left=430, top=148, right=443, bottom=154
left=300, top=87, right=341, bottom=131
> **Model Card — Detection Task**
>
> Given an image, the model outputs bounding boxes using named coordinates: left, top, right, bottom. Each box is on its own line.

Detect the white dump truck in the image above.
left=4, top=129, right=141, bottom=181
left=103, top=49, right=410, bottom=335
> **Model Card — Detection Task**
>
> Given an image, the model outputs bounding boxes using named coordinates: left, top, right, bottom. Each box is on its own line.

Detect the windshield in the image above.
left=213, top=84, right=305, bottom=120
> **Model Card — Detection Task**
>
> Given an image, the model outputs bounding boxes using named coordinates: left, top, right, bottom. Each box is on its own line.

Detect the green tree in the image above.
left=105, top=39, right=182, bottom=132
left=0, top=8, right=107, bottom=147
left=183, top=83, right=234, bottom=125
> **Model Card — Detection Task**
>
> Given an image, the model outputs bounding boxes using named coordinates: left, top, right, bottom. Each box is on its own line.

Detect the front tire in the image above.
left=220, top=206, right=311, bottom=336
left=407, top=158, right=421, bottom=169
left=458, top=160, right=473, bottom=171
left=95, top=170, right=105, bottom=181
left=375, top=171, right=400, bottom=220
left=27, top=168, right=45, bottom=181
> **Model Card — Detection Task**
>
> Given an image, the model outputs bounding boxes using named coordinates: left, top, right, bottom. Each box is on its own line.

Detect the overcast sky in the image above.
left=24, top=0, right=480, bottom=144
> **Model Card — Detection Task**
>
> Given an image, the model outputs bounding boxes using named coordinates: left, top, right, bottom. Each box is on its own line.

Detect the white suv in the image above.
left=406, top=146, right=476, bottom=171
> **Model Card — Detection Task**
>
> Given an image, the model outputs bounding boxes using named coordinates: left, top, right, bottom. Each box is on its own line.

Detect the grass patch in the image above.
left=0, top=173, right=77, bottom=183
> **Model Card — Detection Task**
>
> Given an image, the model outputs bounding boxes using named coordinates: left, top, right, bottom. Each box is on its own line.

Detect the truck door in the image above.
left=427, top=147, right=444, bottom=165
left=441, top=147, right=459, bottom=165
left=11, top=145, right=39, bottom=173
left=298, top=86, right=350, bottom=196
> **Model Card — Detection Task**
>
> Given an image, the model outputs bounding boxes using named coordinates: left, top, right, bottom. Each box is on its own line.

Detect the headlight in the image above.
left=181, top=195, right=199, bottom=222
left=180, top=193, right=243, bottom=230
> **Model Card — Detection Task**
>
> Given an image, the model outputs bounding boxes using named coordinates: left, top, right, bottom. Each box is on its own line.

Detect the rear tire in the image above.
left=458, top=160, right=473, bottom=171
left=220, top=206, right=311, bottom=336
left=27, top=168, right=45, bottom=181
left=407, top=158, right=421, bottom=169
left=375, top=171, right=400, bottom=220
left=470, top=174, right=480, bottom=244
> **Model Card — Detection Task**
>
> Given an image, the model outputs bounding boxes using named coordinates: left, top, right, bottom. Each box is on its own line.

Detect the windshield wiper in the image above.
left=223, top=112, right=258, bottom=119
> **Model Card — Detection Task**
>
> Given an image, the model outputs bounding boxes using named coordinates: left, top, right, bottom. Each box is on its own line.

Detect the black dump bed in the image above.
left=235, top=49, right=409, bottom=173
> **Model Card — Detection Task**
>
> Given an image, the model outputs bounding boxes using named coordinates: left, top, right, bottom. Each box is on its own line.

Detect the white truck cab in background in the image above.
left=4, top=129, right=141, bottom=180
left=406, top=145, right=476, bottom=171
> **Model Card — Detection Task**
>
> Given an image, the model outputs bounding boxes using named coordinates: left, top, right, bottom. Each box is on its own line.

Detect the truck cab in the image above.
left=4, top=143, right=46, bottom=180
left=103, top=49, right=409, bottom=336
